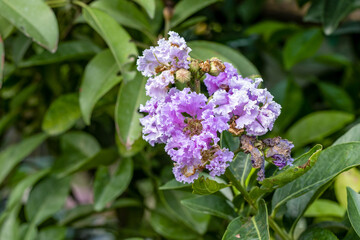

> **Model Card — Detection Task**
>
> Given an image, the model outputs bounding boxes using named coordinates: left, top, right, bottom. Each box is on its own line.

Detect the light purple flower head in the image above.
left=206, top=148, right=234, bottom=178
left=204, top=62, right=239, bottom=95
left=145, top=70, right=175, bottom=99
left=137, top=31, right=191, bottom=77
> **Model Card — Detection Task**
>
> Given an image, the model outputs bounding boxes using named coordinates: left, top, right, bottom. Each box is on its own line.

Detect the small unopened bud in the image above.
left=199, top=60, right=210, bottom=73
left=163, top=7, right=173, bottom=21
left=175, top=68, right=191, bottom=83
left=189, top=59, right=200, bottom=73
left=209, top=58, right=225, bottom=76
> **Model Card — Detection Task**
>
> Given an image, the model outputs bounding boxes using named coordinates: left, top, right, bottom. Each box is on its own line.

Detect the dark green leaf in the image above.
left=25, top=176, right=71, bottom=225
left=228, top=152, right=252, bottom=186
left=333, top=123, right=360, bottom=145
left=192, top=176, right=229, bottom=195
left=0, top=0, right=58, bottom=52
left=80, top=49, right=122, bottom=125
left=298, top=228, right=338, bottom=240
left=318, top=82, right=354, bottom=112
left=19, top=40, right=101, bottom=67
left=81, top=4, right=138, bottom=82
left=42, top=93, right=81, bottom=135
left=246, top=20, right=300, bottom=41
left=285, top=111, right=354, bottom=149
left=181, top=195, right=236, bottom=220
left=272, top=142, right=360, bottom=214
left=0, top=15, right=14, bottom=39
left=323, top=0, right=359, bottom=35
left=304, top=0, right=325, bottom=23
left=91, top=0, right=151, bottom=32
left=94, top=158, right=133, bottom=211
left=0, top=133, right=47, bottom=183
left=0, top=35, right=4, bottom=87
left=11, top=33, right=32, bottom=65
left=170, top=0, right=220, bottom=28
left=283, top=28, right=323, bottom=70
left=115, top=72, right=147, bottom=149
left=159, top=179, right=191, bottom=190
left=38, top=226, right=66, bottom=240
left=222, top=199, right=270, bottom=240
left=133, top=0, right=156, bottom=19
left=188, top=41, right=259, bottom=77
left=347, top=187, right=360, bottom=237
left=220, top=131, right=240, bottom=152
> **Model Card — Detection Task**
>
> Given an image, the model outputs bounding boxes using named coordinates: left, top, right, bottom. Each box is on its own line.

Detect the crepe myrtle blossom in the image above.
left=210, top=73, right=281, bottom=136
left=137, top=31, right=191, bottom=77
left=263, top=137, right=294, bottom=169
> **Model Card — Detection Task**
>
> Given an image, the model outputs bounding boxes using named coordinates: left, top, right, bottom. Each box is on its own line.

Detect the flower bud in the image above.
left=163, top=6, right=173, bottom=21
left=175, top=68, right=191, bottom=83
left=199, top=60, right=210, bottom=73
left=209, top=57, right=225, bottom=76
left=189, top=59, right=200, bottom=73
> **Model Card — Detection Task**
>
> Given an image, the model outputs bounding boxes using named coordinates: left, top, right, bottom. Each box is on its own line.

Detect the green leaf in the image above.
left=323, top=0, right=359, bottom=35
left=42, top=93, right=81, bottom=136
left=0, top=0, right=58, bottom=52
left=80, top=49, right=122, bottom=125
left=0, top=133, right=47, bottom=183
left=38, top=226, right=66, bottom=240
left=115, top=72, right=147, bottom=149
left=133, top=0, right=155, bottom=19
left=0, top=35, right=4, bottom=88
left=246, top=20, right=300, bottom=41
left=188, top=41, right=259, bottom=77
left=220, top=131, right=240, bottom=152
left=304, top=0, right=325, bottom=23
left=318, top=82, right=354, bottom=112
left=0, top=207, right=20, bottom=240
left=94, top=158, right=133, bottom=211
left=170, top=0, right=220, bottom=28
left=25, top=176, right=71, bottom=225
left=333, top=123, right=360, bottom=145
left=150, top=210, right=199, bottom=240
left=52, top=131, right=101, bottom=175
left=81, top=4, right=138, bottom=82
left=19, top=40, right=101, bottom=67
left=159, top=179, right=191, bottom=190
left=0, top=15, right=14, bottom=39
left=304, top=199, right=345, bottom=218
left=252, top=144, right=322, bottom=197
left=285, top=111, right=354, bottom=149
left=347, top=187, right=360, bottom=238
left=192, top=176, right=229, bottom=195
left=11, top=33, right=32, bottom=65
left=91, top=0, right=152, bottom=32
left=335, top=168, right=360, bottom=208
left=272, top=142, right=360, bottom=214
left=299, top=228, right=338, bottom=240
left=227, top=152, right=252, bottom=187
left=283, top=28, right=323, bottom=70
left=181, top=195, right=236, bottom=220
left=222, top=199, right=270, bottom=240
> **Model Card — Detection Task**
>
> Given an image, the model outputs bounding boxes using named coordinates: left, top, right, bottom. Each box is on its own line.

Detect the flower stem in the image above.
left=268, top=216, right=292, bottom=240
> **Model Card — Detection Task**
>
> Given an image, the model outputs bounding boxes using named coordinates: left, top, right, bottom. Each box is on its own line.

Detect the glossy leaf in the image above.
left=333, top=123, right=360, bottom=145
left=80, top=50, right=122, bottom=125
left=188, top=41, right=259, bottom=77
left=335, top=168, right=360, bottom=208
left=298, top=228, right=338, bottom=240
left=285, top=111, right=354, bottom=149
left=52, top=131, right=101, bottom=175
left=19, top=40, right=100, bottom=67
left=25, top=176, right=71, bottom=225
left=272, top=142, right=360, bottom=213
left=159, top=179, right=191, bottom=190
left=91, top=0, right=151, bottom=32
left=0, top=133, right=47, bottom=183
left=283, top=28, right=323, bottom=69
left=81, top=4, right=138, bottom=82
left=0, top=0, right=58, bottom=52
left=42, top=93, right=81, bottom=135
left=222, top=199, right=270, bottom=240
left=192, top=176, right=229, bottom=195
left=347, top=187, right=360, bottom=237
left=181, top=195, right=236, bottom=220
left=323, top=0, right=358, bottom=35
left=304, top=199, right=345, bottom=218
left=94, top=158, right=133, bottom=211
left=227, top=152, right=252, bottom=186
left=133, top=0, right=155, bottom=19
left=318, top=82, right=354, bottom=112
left=220, top=131, right=240, bottom=152
left=170, top=0, right=220, bottom=28
left=115, top=73, right=147, bottom=149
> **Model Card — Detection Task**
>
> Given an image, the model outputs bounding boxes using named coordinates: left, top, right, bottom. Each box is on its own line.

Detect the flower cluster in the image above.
left=137, top=32, right=292, bottom=183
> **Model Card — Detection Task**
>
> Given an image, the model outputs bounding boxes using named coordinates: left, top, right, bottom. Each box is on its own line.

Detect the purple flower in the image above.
left=145, top=70, right=174, bottom=99
left=264, top=137, right=294, bottom=169
left=204, top=62, right=239, bottom=95
left=206, top=148, right=234, bottom=178
left=211, top=76, right=281, bottom=136
left=137, top=32, right=191, bottom=77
